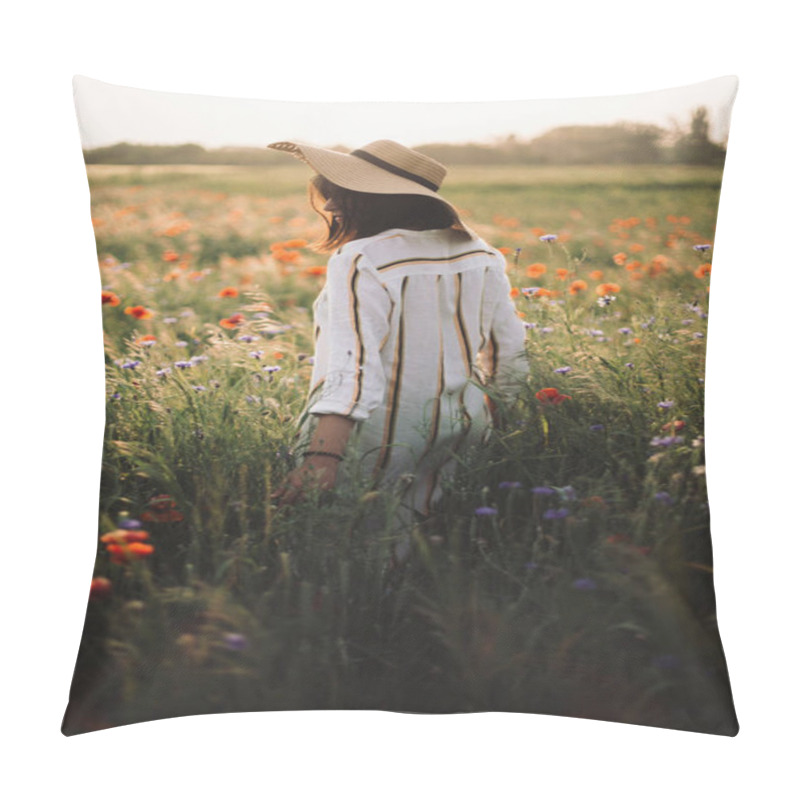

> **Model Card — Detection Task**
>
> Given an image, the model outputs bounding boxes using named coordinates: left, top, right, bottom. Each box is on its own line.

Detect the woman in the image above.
left=267, top=139, right=529, bottom=555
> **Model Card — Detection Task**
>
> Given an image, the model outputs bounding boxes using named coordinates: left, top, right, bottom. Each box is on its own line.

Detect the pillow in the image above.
left=63, top=74, right=739, bottom=736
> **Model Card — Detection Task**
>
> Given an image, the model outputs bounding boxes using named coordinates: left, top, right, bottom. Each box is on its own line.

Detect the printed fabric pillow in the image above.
left=63, top=74, right=739, bottom=736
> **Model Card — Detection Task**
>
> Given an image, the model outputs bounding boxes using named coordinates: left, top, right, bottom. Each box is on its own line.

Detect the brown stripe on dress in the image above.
left=375, top=249, right=495, bottom=273
left=453, top=272, right=472, bottom=377
left=373, top=274, right=408, bottom=477
left=344, top=254, right=366, bottom=415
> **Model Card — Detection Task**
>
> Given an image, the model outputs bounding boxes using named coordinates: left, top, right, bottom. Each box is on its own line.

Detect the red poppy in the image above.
left=535, top=387, right=572, bottom=405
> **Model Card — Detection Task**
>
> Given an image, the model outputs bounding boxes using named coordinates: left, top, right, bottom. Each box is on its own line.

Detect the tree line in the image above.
left=83, top=107, right=726, bottom=167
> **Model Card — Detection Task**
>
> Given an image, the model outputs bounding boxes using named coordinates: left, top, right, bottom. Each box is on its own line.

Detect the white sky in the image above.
left=73, top=74, right=738, bottom=150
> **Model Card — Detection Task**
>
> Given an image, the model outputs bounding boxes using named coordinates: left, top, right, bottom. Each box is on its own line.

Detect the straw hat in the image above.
left=266, top=139, right=467, bottom=224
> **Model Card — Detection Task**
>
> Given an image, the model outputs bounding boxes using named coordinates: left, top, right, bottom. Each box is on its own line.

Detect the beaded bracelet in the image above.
left=302, top=449, right=344, bottom=462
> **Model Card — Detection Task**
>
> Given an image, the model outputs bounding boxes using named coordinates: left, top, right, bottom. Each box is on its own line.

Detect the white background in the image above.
left=3, top=1, right=796, bottom=797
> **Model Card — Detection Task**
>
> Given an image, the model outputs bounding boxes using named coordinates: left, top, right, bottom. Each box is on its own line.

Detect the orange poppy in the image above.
left=220, top=313, right=246, bottom=329
left=106, top=542, right=154, bottom=565
left=162, top=250, right=180, bottom=262
left=497, top=246, right=512, bottom=255
left=661, top=420, right=686, bottom=432
left=283, top=238, right=308, bottom=248
left=134, top=334, right=157, bottom=346
left=556, top=268, right=569, bottom=280
left=596, top=283, right=621, bottom=296
left=102, top=291, right=120, bottom=306
left=612, top=252, right=628, bottom=265
left=629, top=243, right=645, bottom=253
left=124, top=305, right=154, bottom=320
left=303, top=265, right=327, bottom=276
left=526, top=263, right=547, bottom=277
left=100, top=529, right=150, bottom=544
left=588, top=270, right=604, bottom=281
left=218, top=286, right=239, bottom=298
left=569, top=280, right=588, bottom=295
left=694, top=263, right=712, bottom=278
left=535, top=387, right=572, bottom=405
left=89, top=577, right=112, bottom=600
left=510, top=286, right=520, bottom=298
left=140, top=495, right=184, bottom=523
left=534, top=288, right=560, bottom=298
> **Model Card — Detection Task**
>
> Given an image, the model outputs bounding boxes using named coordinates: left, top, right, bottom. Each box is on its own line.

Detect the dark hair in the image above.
left=308, top=174, right=469, bottom=253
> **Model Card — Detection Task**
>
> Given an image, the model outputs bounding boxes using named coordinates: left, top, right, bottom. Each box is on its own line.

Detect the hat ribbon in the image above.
left=349, top=149, right=440, bottom=192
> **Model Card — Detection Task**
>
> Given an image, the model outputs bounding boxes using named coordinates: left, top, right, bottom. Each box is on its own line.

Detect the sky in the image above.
left=73, top=74, right=738, bottom=150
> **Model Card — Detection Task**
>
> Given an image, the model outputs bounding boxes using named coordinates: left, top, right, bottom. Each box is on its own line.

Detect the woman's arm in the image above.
left=271, top=414, right=356, bottom=507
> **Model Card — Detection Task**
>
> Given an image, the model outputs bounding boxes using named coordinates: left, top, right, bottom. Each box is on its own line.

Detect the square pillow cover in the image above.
left=63, top=74, right=739, bottom=736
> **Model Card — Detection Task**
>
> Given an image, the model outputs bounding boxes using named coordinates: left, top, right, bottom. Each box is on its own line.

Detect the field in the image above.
left=63, top=163, right=737, bottom=736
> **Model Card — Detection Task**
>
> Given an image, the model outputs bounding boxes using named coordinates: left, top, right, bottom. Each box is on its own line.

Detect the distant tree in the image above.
left=670, top=107, right=727, bottom=165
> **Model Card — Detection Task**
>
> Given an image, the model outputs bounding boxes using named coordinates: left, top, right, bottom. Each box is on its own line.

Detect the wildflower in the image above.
left=569, top=280, right=588, bottom=295
left=190, top=355, right=209, bottom=364
left=589, top=424, right=605, bottom=432
left=101, top=529, right=150, bottom=545
left=102, top=290, right=121, bottom=306
left=120, top=360, right=141, bottom=369
left=162, top=249, right=180, bottom=262
left=264, top=365, right=281, bottom=374
left=474, top=506, right=498, bottom=516
left=163, top=317, right=178, bottom=324
left=540, top=327, right=554, bottom=334
left=556, top=268, right=569, bottom=280
left=140, top=494, right=184, bottom=523
left=174, top=360, right=193, bottom=369
left=193, top=385, right=207, bottom=392
left=249, top=350, right=264, bottom=359
left=135, top=334, right=157, bottom=346
left=124, top=305, right=154, bottom=320
left=524, top=562, right=539, bottom=570
left=556, top=486, right=577, bottom=501
left=539, top=234, right=557, bottom=242
left=118, top=518, right=143, bottom=530
left=612, top=253, right=628, bottom=265
left=526, top=263, right=547, bottom=277
left=572, top=578, right=597, bottom=591
left=223, top=633, right=249, bottom=651
left=618, top=327, right=632, bottom=335
left=156, top=367, right=172, bottom=376
left=220, top=313, right=246, bottom=329
left=535, top=387, right=571, bottom=405
left=694, top=263, right=712, bottom=278
left=655, top=491, right=673, bottom=505
left=554, top=366, right=572, bottom=375
left=238, top=334, right=259, bottom=343
left=531, top=487, right=556, bottom=495
left=498, top=481, right=523, bottom=489
left=106, top=541, right=154, bottom=565
left=544, top=508, right=569, bottom=520
left=597, top=296, right=616, bottom=307
left=693, top=244, right=711, bottom=252
left=218, top=286, right=239, bottom=298
left=649, top=435, right=684, bottom=448
left=596, top=283, right=621, bottom=296
left=589, top=270, right=604, bottom=281
left=89, top=577, right=112, bottom=600
left=657, top=400, right=675, bottom=409
left=661, top=420, right=685, bottom=432
left=624, top=362, right=635, bottom=369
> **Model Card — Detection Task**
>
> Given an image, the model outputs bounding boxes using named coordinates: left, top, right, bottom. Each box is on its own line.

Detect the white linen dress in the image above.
left=291, top=226, right=529, bottom=536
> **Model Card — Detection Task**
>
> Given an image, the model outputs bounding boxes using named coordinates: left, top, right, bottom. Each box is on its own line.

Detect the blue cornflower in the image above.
left=121, top=360, right=141, bottom=369
left=155, top=367, right=172, bottom=376
left=223, top=633, right=249, bottom=651
left=572, top=578, right=597, bottom=591
left=654, top=491, right=673, bottom=505
left=174, top=360, right=193, bottom=369
left=657, top=400, right=675, bottom=409
left=118, top=518, right=142, bottom=530
left=693, top=244, right=711, bottom=252
left=264, top=365, right=281, bottom=373
left=498, top=481, right=523, bottom=489
left=543, top=508, right=570, bottom=520
left=474, top=506, right=498, bottom=516
left=589, top=424, right=605, bottom=432
left=650, top=435, right=684, bottom=448
left=539, top=234, right=557, bottom=242
left=554, top=366, right=572, bottom=374
left=531, top=486, right=556, bottom=496
left=238, top=334, right=259, bottom=343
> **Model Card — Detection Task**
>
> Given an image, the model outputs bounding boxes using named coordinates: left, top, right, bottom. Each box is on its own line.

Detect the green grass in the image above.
left=63, top=164, right=737, bottom=737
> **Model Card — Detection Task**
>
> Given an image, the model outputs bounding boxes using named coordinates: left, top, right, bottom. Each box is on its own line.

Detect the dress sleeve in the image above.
left=486, top=263, right=529, bottom=404
left=307, top=249, right=392, bottom=421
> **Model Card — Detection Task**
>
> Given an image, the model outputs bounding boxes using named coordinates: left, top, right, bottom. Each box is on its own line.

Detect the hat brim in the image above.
left=267, top=140, right=449, bottom=202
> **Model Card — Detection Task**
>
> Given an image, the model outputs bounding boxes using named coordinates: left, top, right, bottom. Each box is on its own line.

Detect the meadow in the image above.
left=63, top=162, right=737, bottom=736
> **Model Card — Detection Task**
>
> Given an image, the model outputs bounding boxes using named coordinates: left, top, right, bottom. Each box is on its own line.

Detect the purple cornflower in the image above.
left=264, top=365, right=281, bottom=374
left=625, top=362, right=635, bottom=369
left=650, top=435, right=684, bottom=448
left=543, top=507, right=570, bottom=520
left=498, top=481, right=523, bottom=489
left=572, top=578, right=597, bottom=591
left=654, top=491, right=673, bottom=505
left=121, top=360, right=141, bottom=369
left=693, top=332, right=704, bottom=339
left=539, top=234, right=558, bottom=242
left=190, top=355, right=208, bottom=364
left=524, top=562, right=539, bottom=570
left=554, top=366, right=572, bottom=374
left=174, top=360, right=193, bottom=369
left=163, top=317, right=178, bottom=324
left=597, top=295, right=616, bottom=307
left=693, top=244, right=711, bottom=252
left=118, top=518, right=142, bottom=530
left=176, top=340, right=188, bottom=347
left=540, top=327, right=554, bottom=334
left=223, top=633, right=249, bottom=652
left=110, top=392, right=121, bottom=400
left=249, top=350, right=264, bottom=359
left=531, top=486, right=556, bottom=496
left=238, top=334, right=259, bottom=343
left=618, top=327, right=632, bottom=335
left=657, top=400, right=675, bottom=409
left=589, top=424, right=605, bottom=432
left=193, top=385, right=207, bottom=392
left=523, top=322, right=537, bottom=330
left=155, top=367, right=172, bottom=376
left=520, top=287, right=540, bottom=297
left=474, top=506, right=498, bottom=516
left=245, top=395, right=258, bottom=404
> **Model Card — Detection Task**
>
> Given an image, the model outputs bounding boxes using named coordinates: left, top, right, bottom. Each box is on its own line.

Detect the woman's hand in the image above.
left=270, top=454, right=340, bottom=508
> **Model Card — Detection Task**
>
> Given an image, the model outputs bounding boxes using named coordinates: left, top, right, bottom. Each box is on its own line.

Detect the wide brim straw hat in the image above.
left=266, top=138, right=472, bottom=232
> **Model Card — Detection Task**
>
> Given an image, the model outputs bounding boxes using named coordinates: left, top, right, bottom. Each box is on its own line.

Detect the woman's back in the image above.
left=295, top=226, right=528, bottom=518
